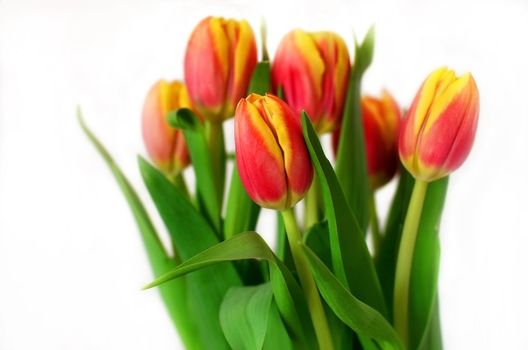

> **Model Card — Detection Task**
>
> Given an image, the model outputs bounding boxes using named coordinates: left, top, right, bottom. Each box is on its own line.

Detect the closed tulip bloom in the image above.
left=333, top=91, right=402, bottom=190
left=184, top=16, right=258, bottom=122
left=235, top=93, right=313, bottom=210
left=142, top=80, right=191, bottom=174
left=399, top=67, right=479, bottom=182
left=271, top=29, right=350, bottom=134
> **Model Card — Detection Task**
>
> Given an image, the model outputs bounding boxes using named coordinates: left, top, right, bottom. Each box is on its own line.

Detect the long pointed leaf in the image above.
left=302, top=113, right=387, bottom=317
left=78, top=111, right=199, bottom=349
left=303, top=246, right=403, bottom=350
left=334, top=28, right=375, bottom=232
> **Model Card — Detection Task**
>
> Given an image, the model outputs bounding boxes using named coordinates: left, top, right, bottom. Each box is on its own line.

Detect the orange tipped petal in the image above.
left=332, top=90, right=401, bottom=190
left=142, top=80, right=191, bottom=174
left=185, top=17, right=257, bottom=122
left=272, top=30, right=350, bottom=134
left=399, top=67, right=480, bottom=181
left=235, top=93, right=313, bottom=210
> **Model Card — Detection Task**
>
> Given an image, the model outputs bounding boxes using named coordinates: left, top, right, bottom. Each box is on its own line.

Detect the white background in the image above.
left=1, top=0, right=527, bottom=349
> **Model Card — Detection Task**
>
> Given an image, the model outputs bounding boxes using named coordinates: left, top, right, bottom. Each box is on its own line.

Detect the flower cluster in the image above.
left=85, top=15, right=480, bottom=350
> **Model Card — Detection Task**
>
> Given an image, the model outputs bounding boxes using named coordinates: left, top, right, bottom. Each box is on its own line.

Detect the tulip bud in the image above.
left=399, top=67, right=479, bottom=182
left=271, top=29, right=350, bottom=134
left=235, top=93, right=314, bottom=210
left=184, top=16, right=258, bottom=122
left=142, top=80, right=191, bottom=175
left=333, top=91, right=402, bottom=190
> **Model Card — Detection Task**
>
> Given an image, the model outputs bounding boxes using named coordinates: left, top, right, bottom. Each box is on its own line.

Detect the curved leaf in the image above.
left=302, top=113, right=387, bottom=317
left=139, top=157, right=241, bottom=349
left=303, top=246, right=403, bottom=350
left=78, top=112, right=199, bottom=349
left=220, top=284, right=273, bottom=350
left=144, top=232, right=316, bottom=350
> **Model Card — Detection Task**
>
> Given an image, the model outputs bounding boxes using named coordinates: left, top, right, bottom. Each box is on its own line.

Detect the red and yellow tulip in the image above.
left=399, top=67, right=480, bottom=181
left=271, top=29, right=350, bottom=134
left=142, top=80, right=191, bottom=174
left=235, top=93, right=314, bottom=210
left=184, top=16, right=258, bottom=122
left=333, top=91, right=402, bottom=189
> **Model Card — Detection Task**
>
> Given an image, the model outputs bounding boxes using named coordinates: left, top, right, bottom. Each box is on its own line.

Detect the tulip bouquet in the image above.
left=79, top=16, right=479, bottom=350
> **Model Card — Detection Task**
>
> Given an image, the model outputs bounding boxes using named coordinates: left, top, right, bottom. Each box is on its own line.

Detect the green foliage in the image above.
left=303, top=247, right=403, bottom=350
left=78, top=112, right=200, bottom=350
left=302, top=113, right=387, bottom=317
left=144, top=232, right=317, bottom=350
left=168, top=108, right=222, bottom=235
left=334, top=27, right=375, bottom=233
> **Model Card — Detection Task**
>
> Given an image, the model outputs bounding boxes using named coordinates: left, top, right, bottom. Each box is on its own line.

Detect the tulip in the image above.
left=271, top=29, right=350, bottom=134
left=184, top=16, right=258, bottom=122
left=333, top=91, right=401, bottom=190
left=399, top=67, right=480, bottom=182
left=234, top=93, right=313, bottom=210
left=142, top=80, right=191, bottom=175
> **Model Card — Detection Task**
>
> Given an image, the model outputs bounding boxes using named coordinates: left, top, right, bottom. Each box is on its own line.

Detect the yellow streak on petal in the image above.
left=423, top=73, right=471, bottom=134
left=158, top=80, right=171, bottom=116
left=245, top=95, right=285, bottom=168
left=233, top=20, right=254, bottom=90
left=261, top=95, right=296, bottom=206
left=333, top=34, right=351, bottom=104
left=293, top=30, right=325, bottom=100
left=209, top=17, right=230, bottom=83
left=413, top=66, right=449, bottom=135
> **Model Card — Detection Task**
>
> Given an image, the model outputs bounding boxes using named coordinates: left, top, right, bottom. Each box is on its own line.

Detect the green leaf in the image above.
left=139, top=157, right=242, bottom=349
left=168, top=108, right=222, bottom=234
left=304, top=221, right=357, bottom=350
left=410, top=177, right=448, bottom=350
left=263, top=300, right=295, bottom=350
left=224, top=166, right=261, bottom=239
left=220, top=283, right=274, bottom=350
left=144, top=232, right=317, bottom=350
left=334, top=28, right=375, bottom=233
left=302, top=113, right=387, bottom=317
left=248, top=61, right=271, bottom=95
left=303, top=246, right=403, bottom=350
left=355, top=26, right=375, bottom=75
left=376, top=166, right=415, bottom=315
left=304, top=221, right=332, bottom=268
left=421, top=297, right=442, bottom=350
left=77, top=111, right=199, bottom=349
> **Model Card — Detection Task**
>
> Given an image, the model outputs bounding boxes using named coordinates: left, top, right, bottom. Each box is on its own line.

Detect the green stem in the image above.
left=205, top=121, right=225, bottom=211
left=281, top=208, right=334, bottom=350
left=368, top=190, right=382, bottom=256
left=393, top=179, right=428, bottom=347
left=305, top=179, right=319, bottom=229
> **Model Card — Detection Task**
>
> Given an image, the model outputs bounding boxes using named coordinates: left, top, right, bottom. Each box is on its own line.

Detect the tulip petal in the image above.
left=235, top=98, right=288, bottom=209
left=184, top=17, right=228, bottom=119
left=257, top=95, right=314, bottom=207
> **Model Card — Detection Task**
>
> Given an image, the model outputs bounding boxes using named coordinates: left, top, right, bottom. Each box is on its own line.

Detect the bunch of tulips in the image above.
left=80, top=15, right=479, bottom=350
